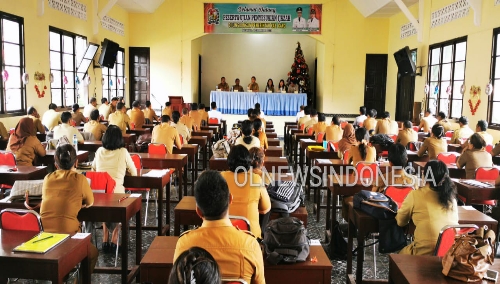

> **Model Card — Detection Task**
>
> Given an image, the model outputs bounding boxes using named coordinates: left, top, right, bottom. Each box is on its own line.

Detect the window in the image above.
left=49, top=27, right=87, bottom=108
left=102, top=49, right=125, bottom=100
left=427, top=37, right=467, bottom=119
left=488, top=28, right=500, bottom=128
left=0, top=12, right=25, bottom=116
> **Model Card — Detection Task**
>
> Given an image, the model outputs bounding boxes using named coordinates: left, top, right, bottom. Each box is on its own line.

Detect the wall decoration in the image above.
left=400, top=22, right=417, bottom=39
left=431, top=0, right=469, bottom=28
left=48, top=0, right=87, bottom=21
left=22, top=73, right=29, bottom=85
left=2, top=70, right=8, bottom=82
left=496, top=0, right=500, bottom=6
left=468, top=85, right=481, bottom=115
left=101, top=16, right=125, bottom=36
left=486, top=81, right=493, bottom=96
left=34, top=72, right=47, bottom=98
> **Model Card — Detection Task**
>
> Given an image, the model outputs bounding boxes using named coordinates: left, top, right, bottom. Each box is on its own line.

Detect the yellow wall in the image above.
left=0, top=0, right=129, bottom=130
left=387, top=0, right=500, bottom=140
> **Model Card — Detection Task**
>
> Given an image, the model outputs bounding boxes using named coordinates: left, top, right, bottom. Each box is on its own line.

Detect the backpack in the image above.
left=266, top=181, right=304, bottom=215
left=369, top=134, right=394, bottom=148
left=212, top=139, right=230, bottom=158
left=329, top=221, right=348, bottom=260
left=263, top=217, right=310, bottom=265
left=227, top=129, right=241, bottom=145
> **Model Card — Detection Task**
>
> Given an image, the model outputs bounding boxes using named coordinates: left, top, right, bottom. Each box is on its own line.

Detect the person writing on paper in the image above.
left=264, top=79, right=274, bottom=93
left=456, top=133, right=493, bottom=179
left=248, top=76, right=259, bottom=92
left=277, top=79, right=287, bottom=93
left=307, top=9, right=319, bottom=29
left=40, top=144, right=98, bottom=272
left=232, top=78, right=244, bottom=92
left=217, top=76, right=230, bottom=91
left=292, top=7, right=306, bottom=29
left=7, top=117, right=46, bottom=166
left=287, top=80, right=299, bottom=93
left=396, top=160, right=459, bottom=255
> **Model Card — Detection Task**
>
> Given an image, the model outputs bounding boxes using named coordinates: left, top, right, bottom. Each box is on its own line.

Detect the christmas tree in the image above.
left=287, top=42, right=310, bottom=96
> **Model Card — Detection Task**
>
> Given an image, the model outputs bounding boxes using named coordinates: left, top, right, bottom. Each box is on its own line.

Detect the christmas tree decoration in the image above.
left=287, top=42, right=310, bottom=96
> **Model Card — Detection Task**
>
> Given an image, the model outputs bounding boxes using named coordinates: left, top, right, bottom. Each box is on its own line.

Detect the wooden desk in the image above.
left=210, top=156, right=289, bottom=173
left=192, top=130, right=213, bottom=158
left=126, top=128, right=150, bottom=136
left=413, top=161, right=466, bottom=179
left=140, top=236, right=332, bottom=284
left=298, top=139, right=321, bottom=171
left=79, top=141, right=102, bottom=152
left=142, top=124, right=155, bottom=130
left=305, top=149, right=339, bottom=196
left=348, top=203, right=498, bottom=283
left=173, top=144, right=199, bottom=187
left=0, top=193, right=142, bottom=284
left=201, top=126, right=219, bottom=140
left=389, top=254, right=500, bottom=284
left=122, top=134, right=137, bottom=149
left=453, top=179, right=500, bottom=205
left=0, top=230, right=91, bottom=284
left=284, top=122, right=298, bottom=153
left=265, top=146, right=283, bottom=157
left=292, top=134, right=314, bottom=165
left=174, top=196, right=308, bottom=235
left=288, top=129, right=303, bottom=157
left=406, top=150, right=429, bottom=163
left=132, top=153, right=188, bottom=200
left=188, top=136, right=208, bottom=170
left=448, top=144, right=463, bottom=153
left=268, top=138, right=280, bottom=147
left=266, top=133, right=278, bottom=139
left=37, top=150, right=89, bottom=166
left=0, top=165, right=47, bottom=186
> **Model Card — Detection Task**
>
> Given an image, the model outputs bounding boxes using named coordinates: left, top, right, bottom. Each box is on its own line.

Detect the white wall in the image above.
left=199, top=34, right=317, bottom=104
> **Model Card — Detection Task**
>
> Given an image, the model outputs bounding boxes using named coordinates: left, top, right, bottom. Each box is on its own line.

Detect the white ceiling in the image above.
left=349, top=0, right=419, bottom=18
left=116, top=0, right=165, bottom=13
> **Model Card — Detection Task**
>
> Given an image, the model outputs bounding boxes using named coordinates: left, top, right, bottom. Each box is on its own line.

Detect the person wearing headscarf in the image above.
left=338, top=124, right=357, bottom=160
left=7, top=117, right=46, bottom=166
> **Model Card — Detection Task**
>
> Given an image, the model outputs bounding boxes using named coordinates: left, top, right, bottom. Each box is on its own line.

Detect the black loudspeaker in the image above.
left=393, top=46, right=416, bottom=76
left=98, top=39, right=119, bottom=68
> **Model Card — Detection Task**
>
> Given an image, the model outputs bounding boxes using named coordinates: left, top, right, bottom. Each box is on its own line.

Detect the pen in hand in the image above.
left=32, top=235, right=54, bottom=243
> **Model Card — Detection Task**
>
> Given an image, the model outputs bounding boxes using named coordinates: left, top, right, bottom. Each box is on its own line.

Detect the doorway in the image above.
left=364, top=54, right=388, bottom=116
left=129, top=47, right=150, bottom=107
left=395, top=73, right=416, bottom=121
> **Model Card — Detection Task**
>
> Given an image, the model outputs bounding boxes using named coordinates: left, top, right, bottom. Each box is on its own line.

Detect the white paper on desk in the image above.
left=143, top=169, right=170, bottom=177
left=129, top=193, right=141, bottom=198
left=301, top=139, right=315, bottom=142
left=462, top=206, right=476, bottom=210
left=214, top=158, right=226, bottom=160
left=310, top=239, right=321, bottom=246
left=276, top=146, right=282, bottom=148
left=36, top=166, right=45, bottom=169
left=72, top=233, right=91, bottom=239
left=280, top=157, right=287, bottom=159
left=316, top=159, right=332, bottom=164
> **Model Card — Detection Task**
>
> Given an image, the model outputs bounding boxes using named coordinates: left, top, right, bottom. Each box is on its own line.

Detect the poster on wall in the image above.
left=204, top=3, right=322, bottom=34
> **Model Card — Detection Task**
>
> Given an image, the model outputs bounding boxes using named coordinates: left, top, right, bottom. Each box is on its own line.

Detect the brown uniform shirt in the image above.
left=190, top=110, right=203, bottom=129
left=248, top=82, right=259, bottom=92
left=325, top=125, right=343, bottom=141
left=418, top=137, right=448, bottom=160
left=437, top=119, right=452, bottom=133
left=0, top=121, right=8, bottom=140
left=180, top=115, right=195, bottom=131
left=217, top=82, right=230, bottom=91
left=72, top=111, right=86, bottom=126
left=451, top=125, right=474, bottom=144
left=129, top=108, right=145, bottom=129
left=108, top=111, right=130, bottom=134
left=311, top=121, right=327, bottom=135
left=28, top=115, right=46, bottom=134
left=151, top=123, right=182, bottom=154
left=83, top=120, right=107, bottom=141
left=258, top=131, right=268, bottom=150
left=162, top=107, right=172, bottom=118
left=363, top=117, right=377, bottom=131
left=397, top=128, right=418, bottom=147
left=457, top=149, right=493, bottom=179
left=349, top=144, right=377, bottom=166
left=142, top=107, right=159, bottom=123
left=7, top=135, right=46, bottom=166
left=375, top=118, right=399, bottom=135
left=372, top=168, right=417, bottom=193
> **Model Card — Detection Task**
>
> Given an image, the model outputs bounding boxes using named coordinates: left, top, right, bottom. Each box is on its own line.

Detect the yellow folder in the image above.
left=13, top=232, right=70, bottom=254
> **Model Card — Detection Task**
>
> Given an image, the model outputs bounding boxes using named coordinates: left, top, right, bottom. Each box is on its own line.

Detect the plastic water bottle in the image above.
left=73, top=134, right=78, bottom=152
left=322, top=140, right=327, bottom=150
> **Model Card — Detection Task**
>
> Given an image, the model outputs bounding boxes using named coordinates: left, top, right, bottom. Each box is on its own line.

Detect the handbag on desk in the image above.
left=8, top=180, right=44, bottom=210
left=442, top=227, right=495, bottom=282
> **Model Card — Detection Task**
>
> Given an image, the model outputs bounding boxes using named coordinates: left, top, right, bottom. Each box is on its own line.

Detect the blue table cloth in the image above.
left=210, top=91, right=307, bottom=116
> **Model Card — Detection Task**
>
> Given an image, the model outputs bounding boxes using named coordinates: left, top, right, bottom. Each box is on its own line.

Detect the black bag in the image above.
left=263, top=217, right=310, bottom=265
left=329, top=221, right=348, bottom=260
left=378, top=219, right=407, bottom=253
left=369, top=134, right=395, bottom=148
left=266, top=181, right=304, bottom=215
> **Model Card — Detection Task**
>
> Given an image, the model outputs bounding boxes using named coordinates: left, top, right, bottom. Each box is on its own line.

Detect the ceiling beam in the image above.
left=98, top=0, right=118, bottom=19
left=393, top=0, right=422, bottom=42
left=466, top=0, right=482, bottom=26
left=37, top=0, right=44, bottom=17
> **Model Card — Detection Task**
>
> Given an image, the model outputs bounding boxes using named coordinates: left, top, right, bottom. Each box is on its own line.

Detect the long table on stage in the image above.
left=210, top=91, right=307, bottom=116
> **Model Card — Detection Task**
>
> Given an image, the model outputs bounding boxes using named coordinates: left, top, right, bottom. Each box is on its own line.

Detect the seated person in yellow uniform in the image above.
left=151, top=115, right=183, bottom=153
left=143, top=101, right=159, bottom=124
left=363, top=109, right=377, bottom=133
left=396, top=160, right=458, bottom=255
left=41, top=103, right=61, bottom=131
left=53, top=111, right=84, bottom=143
left=418, top=124, right=447, bottom=160
left=297, top=106, right=311, bottom=128
left=27, top=106, right=46, bottom=134
left=325, top=116, right=343, bottom=141
left=247, top=76, right=259, bottom=92
left=189, top=103, right=203, bottom=130
left=162, top=102, right=172, bottom=117
left=220, top=145, right=271, bottom=238
left=375, top=111, right=398, bottom=135
left=303, top=109, right=318, bottom=133
left=107, top=102, right=130, bottom=134
left=461, top=120, right=493, bottom=151
left=174, top=170, right=265, bottom=284
left=171, top=111, right=190, bottom=144
left=198, top=103, right=209, bottom=126
left=71, top=103, right=87, bottom=126
left=349, top=127, right=376, bottom=166
left=253, top=119, right=268, bottom=150
left=217, top=76, right=230, bottom=91
left=457, top=133, right=493, bottom=179
left=397, top=120, right=418, bottom=147
left=84, top=109, right=108, bottom=141
left=7, top=117, right=46, bottom=166
left=451, top=116, right=474, bottom=144
left=437, top=111, right=452, bottom=133
left=180, top=107, right=195, bottom=132
left=232, top=78, right=244, bottom=92
left=129, top=100, right=145, bottom=129
left=252, top=108, right=266, bottom=128
left=372, top=143, right=417, bottom=193
left=418, top=108, right=438, bottom=133
left=311, top=113, right=327, bottom=140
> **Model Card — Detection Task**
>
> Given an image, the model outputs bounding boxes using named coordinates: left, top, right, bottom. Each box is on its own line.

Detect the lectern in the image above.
left=169, top=96, right=190, bottom=112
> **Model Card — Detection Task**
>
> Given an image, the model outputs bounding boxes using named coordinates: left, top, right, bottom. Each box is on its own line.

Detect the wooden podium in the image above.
left=169, top=96, right=190, bottom=112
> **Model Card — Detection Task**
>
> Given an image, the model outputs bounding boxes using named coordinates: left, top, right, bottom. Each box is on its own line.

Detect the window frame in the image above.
left=48, top=26, right=87, bottom=108
left=426, top=36, right=467, bottom=120
left=102, top=47, right=125, bottom=101
left=0, top=11, right=26, bottom=117
left=487, top=27, right=500, bottom=130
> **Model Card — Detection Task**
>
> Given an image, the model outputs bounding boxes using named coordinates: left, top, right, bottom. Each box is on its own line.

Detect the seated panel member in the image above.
left=53, top=111, right=84, bottom=143
left=151, top=115, right=183, bottom=154
left=174, top=170, right=265, bottom=284
left=217, top=76, right=230, bottom=91
left=232, top=78, right=244, bottom=92
left=247, top=76, right=259, bottom=92
left=264, top=78, right=275, bottom=93
left=84, top=109, right=107, bottom=141
left=397, top=120, right=418, bottom=147
left=418, top=124, right=448, bottom=160
left=27, top=106, right=45, bottom=134
left=277, top=79, right=288, bottom=93
left=451, top=116, right=474, bottom=144
left=287, top=81, right=299, bottom=93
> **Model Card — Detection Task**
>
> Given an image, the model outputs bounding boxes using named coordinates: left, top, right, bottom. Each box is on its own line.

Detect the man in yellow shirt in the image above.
left=142, top=101, right=159, bottom=124
left=198, top=103, right=209, bottom=126
left=372, top=143, right=418, bottom=193
left=217, top=76, right=230, bottom=91
left=84, top=110, right=107, bottom=141
left=180, top=107, right=195, bottom=132
left=128, top=100, right=145, bottom=129
left=151, top=115, right=182, bottom=154
left=162, top=102, right=172, bottom=117
left=108, top=102, right=130, bottom=134
left=363, top=109, right=377, bottom=133
left=375, top=111, right=399, bottom=135
left=297, top=106, right=311, bottom=129
left=437, top=111, right=452, bottom=133
left=42, top=103, right=61, bottom=131
left=27, top=106, right=45, bottom=134
left=397, top=120, right=418, bottom=147
left=325, top=116, right=343, bottom=141
left=451, top=116, right=474, bottom=144
left=174, top=170, right=265, bottom=284
left=418, top=108, right=438, bottom=133
left=190, top=104, right=203, bottom=130
left=98, top=98, right=111, bottom=120
left=311, top=113, right=327, bottom=139
left=460, top=120, right=494, bottom=151
left=303, top=109, right=318, bottom=133
left=171, top=111, right=190, bottom=144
